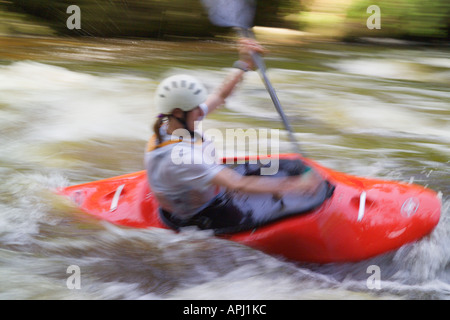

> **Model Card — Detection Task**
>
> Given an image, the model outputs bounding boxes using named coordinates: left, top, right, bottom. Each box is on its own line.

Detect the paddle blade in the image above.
left=201, top=0, right=257, bottom=29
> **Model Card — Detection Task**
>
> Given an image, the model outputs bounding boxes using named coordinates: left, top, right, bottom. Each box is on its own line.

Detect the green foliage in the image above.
left=10, top=0, right=300, bottom=38
left=4, top=0, right=449, bottom=41
left=11, top=0, right=221, bottom=37
left=345, top=0, right=449, bottom=40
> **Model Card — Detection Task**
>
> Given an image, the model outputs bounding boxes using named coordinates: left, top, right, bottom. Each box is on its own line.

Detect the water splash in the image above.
left=0, top=41, right=448, bottom=299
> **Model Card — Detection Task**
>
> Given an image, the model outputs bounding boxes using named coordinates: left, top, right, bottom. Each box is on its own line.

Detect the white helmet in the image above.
left=155, top=74, right=208, bottom=115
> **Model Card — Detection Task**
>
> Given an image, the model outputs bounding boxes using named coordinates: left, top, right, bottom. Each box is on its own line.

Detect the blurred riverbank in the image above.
left=1, top=0, right=448, bottom=42
left=0, top=0, right=449, bottom=301
left=0, top=26, right=449, bottom=300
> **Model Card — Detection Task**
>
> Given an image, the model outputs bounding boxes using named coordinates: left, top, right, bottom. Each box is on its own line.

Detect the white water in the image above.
left=0, top=41, right=449, bottom=300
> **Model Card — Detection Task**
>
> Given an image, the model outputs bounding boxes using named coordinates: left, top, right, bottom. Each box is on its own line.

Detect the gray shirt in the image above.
left=145, top=125, right=225, bottom=220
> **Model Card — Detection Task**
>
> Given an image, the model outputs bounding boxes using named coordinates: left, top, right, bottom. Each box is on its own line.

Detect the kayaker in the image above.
left=145, top=38, right=322, bottom=226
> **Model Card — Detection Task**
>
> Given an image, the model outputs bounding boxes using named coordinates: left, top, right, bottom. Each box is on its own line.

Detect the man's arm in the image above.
left=211, top=167, right=322, bottom=196
left=204, top=38, right=264, bottom=114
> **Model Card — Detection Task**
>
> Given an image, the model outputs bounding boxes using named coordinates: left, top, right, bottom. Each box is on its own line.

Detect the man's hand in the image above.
left=238, top=38, right=266, bottom=70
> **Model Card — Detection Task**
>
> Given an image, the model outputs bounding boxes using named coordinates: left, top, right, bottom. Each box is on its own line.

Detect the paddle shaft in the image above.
left=238, top=28, right=303, bottom=155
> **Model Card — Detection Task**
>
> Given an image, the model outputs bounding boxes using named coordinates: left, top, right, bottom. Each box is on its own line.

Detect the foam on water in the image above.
left=0, top=62, right=155, bottom=143
left=0, top=52, right=448, bottom=299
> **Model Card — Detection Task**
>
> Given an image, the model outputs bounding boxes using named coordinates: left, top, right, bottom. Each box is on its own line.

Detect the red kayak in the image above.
left=56, top=153, right=441, bottom=263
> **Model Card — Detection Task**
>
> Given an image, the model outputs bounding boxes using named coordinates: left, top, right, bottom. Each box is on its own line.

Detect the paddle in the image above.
left=201, top=0, right=304, bottom=155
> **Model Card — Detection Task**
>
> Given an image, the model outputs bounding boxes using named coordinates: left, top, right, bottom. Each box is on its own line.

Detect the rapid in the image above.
left=0, top=36, right=449, bottom=299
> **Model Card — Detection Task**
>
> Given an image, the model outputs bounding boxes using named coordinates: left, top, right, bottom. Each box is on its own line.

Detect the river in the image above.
left=0, top=35, right=449, bottom=300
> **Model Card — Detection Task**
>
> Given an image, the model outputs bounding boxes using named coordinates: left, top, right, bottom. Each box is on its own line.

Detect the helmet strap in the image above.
left=170, top=111, right=195, bottom=140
